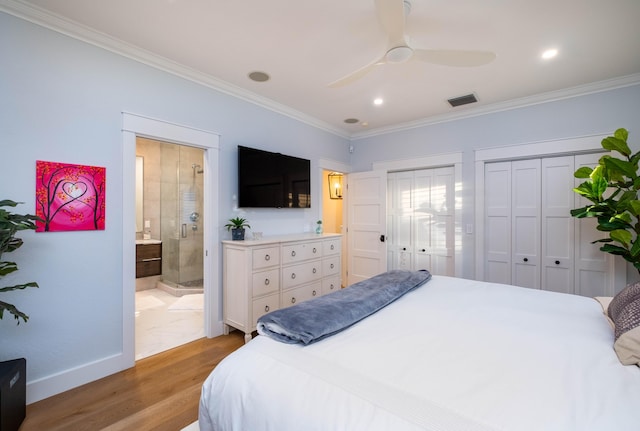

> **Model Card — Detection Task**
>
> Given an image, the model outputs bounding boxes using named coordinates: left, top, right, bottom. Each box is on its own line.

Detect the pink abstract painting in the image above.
left=35, top=160, right=106, bottom=232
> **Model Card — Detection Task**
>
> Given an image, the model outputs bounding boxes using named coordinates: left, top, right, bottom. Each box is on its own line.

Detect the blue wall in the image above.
left=0, top=12, right=349, bottom=402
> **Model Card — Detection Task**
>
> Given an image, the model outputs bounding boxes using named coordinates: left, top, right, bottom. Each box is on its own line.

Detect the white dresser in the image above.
left=222, top=233, right=342, bottom=342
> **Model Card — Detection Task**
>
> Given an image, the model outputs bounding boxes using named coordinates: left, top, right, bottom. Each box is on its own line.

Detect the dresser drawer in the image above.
left=322, top=276, right=341, bottom=295
left=282, top=260, right=322, bottom=289
left=323, top=238, right=341, bottom=256
left=322, top=256, right=340, bottom=276
left=252, top=246, right=280, bottom=270
left=282, top=241, right=322, bottom=264
left=252, top=294, right=280, bottom=325
left=281, top=282, right=321, bottom=307
left=252, top=269, right=279, bottom=297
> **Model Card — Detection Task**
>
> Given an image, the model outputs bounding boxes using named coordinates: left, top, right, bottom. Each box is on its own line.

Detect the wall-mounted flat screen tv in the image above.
left=238, top=145, right=311, bottom=208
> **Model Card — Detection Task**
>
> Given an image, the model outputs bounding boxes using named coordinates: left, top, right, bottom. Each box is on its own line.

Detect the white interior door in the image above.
left=387, top=171, right=414, bottom=270
left=347, top=170, right=387, bottom=285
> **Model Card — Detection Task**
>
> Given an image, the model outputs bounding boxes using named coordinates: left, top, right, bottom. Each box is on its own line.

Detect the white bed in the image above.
left=199, top=276, right=640, bottom=431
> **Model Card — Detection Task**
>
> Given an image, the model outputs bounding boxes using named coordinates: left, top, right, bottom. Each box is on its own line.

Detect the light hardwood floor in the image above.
left=20, top=332, right=244, bottom=431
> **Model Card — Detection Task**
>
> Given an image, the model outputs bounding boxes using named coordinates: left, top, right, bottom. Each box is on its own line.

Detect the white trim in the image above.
left=474, top=133, right=608, bottom=162
left=371, top=152, right=463, bottom=278
left=373, top=152, right=462, bottom=171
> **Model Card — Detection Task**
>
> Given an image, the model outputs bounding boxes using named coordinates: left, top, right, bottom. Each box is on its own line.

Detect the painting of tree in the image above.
left=35, top=160, right=106, bottom=232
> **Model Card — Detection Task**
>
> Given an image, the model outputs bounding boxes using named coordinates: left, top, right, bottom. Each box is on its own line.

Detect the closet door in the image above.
left=484, top=162, right=512, bottom=284
left=511, top=159, right=541, bottom=289
left=574, top=153, right=615, bottom=296
left=387, top=171, right=414, bottom=270
left=413, top=169, right=433, bottom=272
left=429, top=167, right=455, bottom=275
left=541, top=156, right=575, bottom=294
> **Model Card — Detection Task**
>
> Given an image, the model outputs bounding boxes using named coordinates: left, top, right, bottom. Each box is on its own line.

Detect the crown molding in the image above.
left=351, top=73, right=640, bottom=140
left=3, top=0, right=639, bottom=143
left=0, top=0, right=350, bottom=139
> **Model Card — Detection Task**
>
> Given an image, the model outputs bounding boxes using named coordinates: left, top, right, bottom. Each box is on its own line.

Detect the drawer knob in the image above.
left=330, top=263, right=334, bottom=269
left=264, top=278, right=270, bottom=286
left=265, top=254, right=270, bottom=261
left=291, top=250, right=296, bottom=257
left=291, top=273, right=296, bottom=279
left=313, top=247, right=317, bottom=253
left=330, top=284, right=335, bottom=290
left=264, top=305, right=270, bottom=312
left=555, top=260, right=560, bottom=265
left=523, top=257, right=529, bottom=262
left=291, top=297, right=296, bottom=304
left=330, top=244, right=334, bottom=250
left=312, top=268, right=317, bottom=274
left=420, top=249, right=426, bottom=252
left=312, top=290, right=317, bottom=296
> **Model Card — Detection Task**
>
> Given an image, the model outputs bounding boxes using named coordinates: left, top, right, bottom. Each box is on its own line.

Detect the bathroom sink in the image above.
left=136, top=239, right=162, bottom=245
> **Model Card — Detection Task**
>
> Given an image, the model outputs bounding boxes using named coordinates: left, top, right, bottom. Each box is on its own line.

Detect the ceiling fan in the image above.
left=328, top=0, right=496, bottom=88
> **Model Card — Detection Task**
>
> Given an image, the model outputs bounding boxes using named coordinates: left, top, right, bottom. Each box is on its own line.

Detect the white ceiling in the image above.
left=8, top=0, right=640, bottom=137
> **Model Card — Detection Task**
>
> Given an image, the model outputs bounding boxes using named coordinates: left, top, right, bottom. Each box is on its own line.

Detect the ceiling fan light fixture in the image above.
left=385, top=45, right=414, bottom=63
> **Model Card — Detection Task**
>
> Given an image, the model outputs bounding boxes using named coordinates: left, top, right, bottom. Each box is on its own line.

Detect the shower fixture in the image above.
left=192, top=163, right=204, bottom=175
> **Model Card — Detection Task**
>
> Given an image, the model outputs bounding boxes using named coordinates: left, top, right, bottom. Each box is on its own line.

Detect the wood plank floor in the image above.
left=20, top=332, right=244, bottom=431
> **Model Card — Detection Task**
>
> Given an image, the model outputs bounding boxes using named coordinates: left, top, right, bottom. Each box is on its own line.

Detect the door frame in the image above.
left=474, top=133, right=612, bottom=282
left=373, top=152, right=463, bottom=277
left=122, top=112, right=220, bottom=367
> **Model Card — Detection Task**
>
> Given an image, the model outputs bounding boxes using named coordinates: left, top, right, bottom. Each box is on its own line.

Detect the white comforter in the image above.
left=200, top=276, right=640, bottom=431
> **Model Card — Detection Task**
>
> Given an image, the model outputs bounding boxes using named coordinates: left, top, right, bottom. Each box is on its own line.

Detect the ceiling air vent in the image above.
left=448, top=93, right=478, bottom=107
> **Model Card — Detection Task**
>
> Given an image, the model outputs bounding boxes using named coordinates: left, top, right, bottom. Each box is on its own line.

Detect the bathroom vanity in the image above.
left=135, top=240, right=162, bottom=278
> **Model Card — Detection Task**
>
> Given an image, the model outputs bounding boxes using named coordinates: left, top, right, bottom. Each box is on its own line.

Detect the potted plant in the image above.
left=225, top=217, right=251, bottom=240
left=1, top=200, right=41, bottom=324
left=571, top=128, right=640, bottom=273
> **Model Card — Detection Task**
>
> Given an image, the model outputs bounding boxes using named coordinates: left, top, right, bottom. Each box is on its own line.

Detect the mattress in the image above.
left=199, top=276, right=640, bottom=431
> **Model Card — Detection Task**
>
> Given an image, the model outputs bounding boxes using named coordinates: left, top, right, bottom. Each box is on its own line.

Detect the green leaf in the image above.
left=610, top=229, right=632, bottom=247
left=602, top=136, right=631, bottom=157
left=630, top=239, right=640, bottom=258
left=574, top=166, right=593, bottom=179
left=614, top=128, right=629, bottom=143
left=602, top=157, right=637, bottom=178
left=600, top=243, right=630, bottom=256
left=629, top=200, right=640, bottom=216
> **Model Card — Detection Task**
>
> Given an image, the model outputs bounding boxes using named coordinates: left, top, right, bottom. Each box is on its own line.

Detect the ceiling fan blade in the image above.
left=375, top=0, right=406, bottom=45
left=328, top=56, right=386, bottom=88
left=413, top=49, right=496, bottom=67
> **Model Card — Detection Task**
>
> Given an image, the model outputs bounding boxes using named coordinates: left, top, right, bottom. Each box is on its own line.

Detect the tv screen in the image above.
left=238, top=145, right=311, bottom=208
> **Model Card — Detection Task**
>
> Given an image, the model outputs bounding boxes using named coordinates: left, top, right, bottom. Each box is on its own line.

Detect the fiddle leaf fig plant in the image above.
left=571, top=128, right=640, bottom=273
left=0, top=200, right=42, bottom=324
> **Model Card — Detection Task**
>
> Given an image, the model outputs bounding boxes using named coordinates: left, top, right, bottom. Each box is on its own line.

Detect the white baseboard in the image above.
left=26, top=352, right=131, bottom=404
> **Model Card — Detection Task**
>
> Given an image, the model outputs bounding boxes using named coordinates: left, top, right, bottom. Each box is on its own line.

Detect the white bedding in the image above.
left=199, top=276, right=640, bottom=431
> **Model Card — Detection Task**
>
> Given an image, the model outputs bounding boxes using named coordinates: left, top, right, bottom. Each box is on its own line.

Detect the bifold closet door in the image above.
left=574, top=153, right=613, bottom=296
left=511, top=159, right=541, bottom=289
left=420, top=167, right=455, bottom=276
left=387, top=171, right=414, bottom=270
left=484, top=162, right=512, bottom=284
left=541, top=156, right=575, bottom=294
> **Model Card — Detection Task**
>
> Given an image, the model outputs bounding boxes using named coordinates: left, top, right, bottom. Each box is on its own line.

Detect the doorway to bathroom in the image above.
left=134, top=137, right=205, bottom=360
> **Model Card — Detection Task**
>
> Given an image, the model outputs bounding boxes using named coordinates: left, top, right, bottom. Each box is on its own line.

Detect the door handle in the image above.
left=379, top=235, right=386, bottom=242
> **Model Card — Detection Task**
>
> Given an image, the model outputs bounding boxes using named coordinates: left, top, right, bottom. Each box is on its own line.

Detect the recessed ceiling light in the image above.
left=360, top=121, right=369, bottom=127
left=344, top=118, right=359, bottom=124
left=541, top=49, right=558, bottom=60
left=373, top=98, right=384, bottom=106
left=248, top=71, right=270, bottom=82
